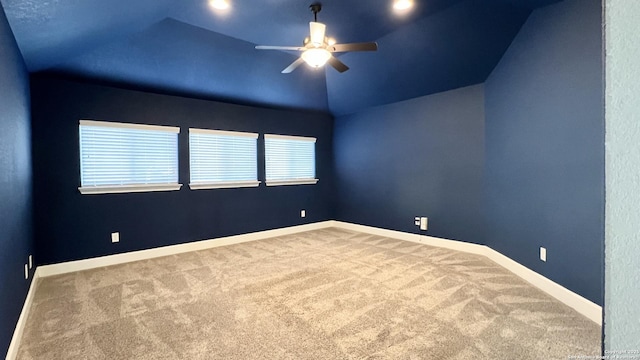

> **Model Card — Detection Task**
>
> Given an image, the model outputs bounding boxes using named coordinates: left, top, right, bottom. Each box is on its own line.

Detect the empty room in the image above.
left=1, top=0, right=638, bottom=358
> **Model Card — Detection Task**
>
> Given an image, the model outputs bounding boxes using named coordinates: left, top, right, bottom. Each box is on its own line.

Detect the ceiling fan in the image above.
left=255, top=2, right=378, bottom=74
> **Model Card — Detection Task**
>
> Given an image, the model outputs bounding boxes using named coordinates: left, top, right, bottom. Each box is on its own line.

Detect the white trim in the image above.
left=264, top=134, right=317, bottom=142
left=6, top=268, right=40, bottom=360
left=188, top=128, right=258, bottom=138
left=332, top=221, right=420, bottom=242
left=330, top=221, right=602, bottom=325
left=266, top=179, right=319, bottom=186
left=79, top=120, right=180, bottom=133
left=189, top=181, right=261, bottom=190
left=36, top=221, right=334, bottom=278
left=78, top=183, right=183, bottom=195
left=331, top=221, right=487, bottom=255
left=28, top=220, right=602, bottom=327
left=483, top=248, right=603, bottom=326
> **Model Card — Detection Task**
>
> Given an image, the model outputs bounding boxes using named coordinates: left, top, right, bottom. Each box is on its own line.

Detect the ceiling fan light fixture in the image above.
left=301, top=48, right=331, bottom=68
left=255, top=2, right=377, bottom=74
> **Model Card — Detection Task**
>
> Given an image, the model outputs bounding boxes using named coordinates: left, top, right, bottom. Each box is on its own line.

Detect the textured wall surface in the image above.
left=0, top=4, right=34, bottom=358
left=30, top=75, right=334, bottom=265
left=604, top=0, right=640, bottom=350
left=484, top=0, right=604, bottom=305
left=334, top=85, right=485, bottom=244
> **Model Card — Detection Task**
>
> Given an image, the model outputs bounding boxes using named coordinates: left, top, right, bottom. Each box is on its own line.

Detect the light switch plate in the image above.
left=540, top=247, right=547, bottom=262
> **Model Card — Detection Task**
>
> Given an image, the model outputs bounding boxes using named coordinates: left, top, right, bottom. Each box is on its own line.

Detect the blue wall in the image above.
left=2, top=2, right=604, bottom=354
left=484, top=0, right=603, bottom=305
left=334, top=0, right=603, bottom=306
left=30, top=75, right=334, bottom=265
left=0, top=5, right=34, bottom=358
left=334, top=85, right=485, bottom=243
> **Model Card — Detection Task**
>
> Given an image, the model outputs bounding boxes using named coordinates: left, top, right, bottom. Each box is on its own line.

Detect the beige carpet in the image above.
left=17, top=228, right=601, bottom=359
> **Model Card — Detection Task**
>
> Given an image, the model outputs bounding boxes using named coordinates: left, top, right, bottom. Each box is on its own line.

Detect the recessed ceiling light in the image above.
left=393, top=0, right=414, bottom=11
left=209, top=0, right=230, bottom=11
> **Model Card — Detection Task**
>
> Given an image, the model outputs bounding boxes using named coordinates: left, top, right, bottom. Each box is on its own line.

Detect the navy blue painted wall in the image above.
left=0, top=4, right=34, bottom=358
left=30, top=75, right=334, bottom=265
left=484, top=0, right=603, bottom=305
left=333, top=0, right=603, bottom=306
left=334, top=85, right=485, bottom=243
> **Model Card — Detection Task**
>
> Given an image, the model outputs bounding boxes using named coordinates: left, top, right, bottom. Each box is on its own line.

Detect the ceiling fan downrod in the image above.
left=310, top=3, right=322, bottom=22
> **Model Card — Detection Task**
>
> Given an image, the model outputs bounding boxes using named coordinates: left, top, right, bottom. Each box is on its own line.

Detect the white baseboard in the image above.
left=483, top=248, right=603, bottom=326
left=6, top=268, right=40, bottom=360
left=37, top=221, right=334, bottom=278
left=29, top=219, right=601, bottom=331
left=332, top=221, right=488, bottom=255
left=330, top=221, right=602, bottom=325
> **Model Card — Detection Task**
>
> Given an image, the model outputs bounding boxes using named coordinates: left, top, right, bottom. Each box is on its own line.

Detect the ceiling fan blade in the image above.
left=329, top=42, right=378, bottom=53
left=255, top=45, right=305, bottom=51
left=309, top=22, right=326, bottom=46
left=327, top=56, right=349, bottom=73
left=281, top=58, right=306, bottom=74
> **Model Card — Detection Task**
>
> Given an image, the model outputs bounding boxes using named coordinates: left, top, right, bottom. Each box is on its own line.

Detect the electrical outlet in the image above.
left=301, top=210, right=306, bottom=218
left=29, top=255, right=33, bottom=269
left=540, top=247, right=547, bottom=262
left=24, top=264, right=29, bottom=280
left=111, top=232, right=120, bottom=243
left=414, top=217, right=420, bottom=226
left=420, top=217, right=428, bottom=231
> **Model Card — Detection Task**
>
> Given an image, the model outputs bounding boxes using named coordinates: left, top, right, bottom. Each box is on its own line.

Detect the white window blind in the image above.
left=78, top=120, right=181, bottom=194
left=265, top=134, right=318, bottom=186
left=189, top=129, right=259, bottom=189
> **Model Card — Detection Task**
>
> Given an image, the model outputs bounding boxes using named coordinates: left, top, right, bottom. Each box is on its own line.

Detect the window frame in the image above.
left=264, top=134, right=318, bottom=187
left=188, top=128, right=260, bottom=190
left=78, top=120, right=182, bottom=195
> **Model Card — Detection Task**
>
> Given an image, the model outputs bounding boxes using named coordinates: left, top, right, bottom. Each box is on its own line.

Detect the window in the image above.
left=78, top=120, right=181, bottom=194
left=189, top=129, right=259, bottom=189
left=264, top=134, right=318, bottom=186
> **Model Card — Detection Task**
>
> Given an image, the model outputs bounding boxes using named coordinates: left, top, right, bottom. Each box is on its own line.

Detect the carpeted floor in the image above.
left=17, top=228, right=601, bottom=359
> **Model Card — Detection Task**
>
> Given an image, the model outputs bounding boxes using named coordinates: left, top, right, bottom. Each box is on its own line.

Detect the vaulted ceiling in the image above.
left=2, top=0, right=562, bottom=115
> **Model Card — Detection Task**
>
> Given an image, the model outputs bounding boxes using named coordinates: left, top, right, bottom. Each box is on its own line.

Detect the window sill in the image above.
left=266, top=179, right=319, bottom=186
left=78, top=184, right=183, bottom=195
left=189, top=181, right=261, bottom=190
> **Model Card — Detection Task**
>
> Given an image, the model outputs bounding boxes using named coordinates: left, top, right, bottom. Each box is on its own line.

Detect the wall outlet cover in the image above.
left=301, top=210, right=306, bottom=218
left=111, top=232, right=120, bottom=243
left=420, top=217, right=428, bottom=231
